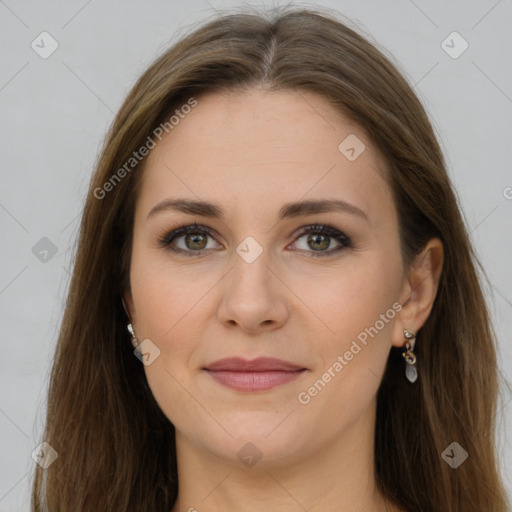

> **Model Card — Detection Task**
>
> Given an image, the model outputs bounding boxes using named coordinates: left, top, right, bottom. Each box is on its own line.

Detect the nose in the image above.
left=216, top=250, right=289, bottom=334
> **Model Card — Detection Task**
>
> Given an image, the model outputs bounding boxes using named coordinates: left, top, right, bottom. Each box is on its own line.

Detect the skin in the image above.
left=124, top=88, right=443, bottom=512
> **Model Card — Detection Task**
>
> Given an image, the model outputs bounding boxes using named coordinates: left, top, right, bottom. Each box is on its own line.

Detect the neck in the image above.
left=170, top=398, right=402, bottom=512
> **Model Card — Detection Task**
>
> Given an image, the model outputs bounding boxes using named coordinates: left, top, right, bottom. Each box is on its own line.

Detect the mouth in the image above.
left=202, top=357, right=308, bottom=392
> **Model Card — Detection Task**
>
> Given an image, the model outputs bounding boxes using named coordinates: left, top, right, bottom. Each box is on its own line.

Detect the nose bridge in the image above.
left=217, top=235, right=289, bottom=330
left=230, top=236, right=277, bottom=299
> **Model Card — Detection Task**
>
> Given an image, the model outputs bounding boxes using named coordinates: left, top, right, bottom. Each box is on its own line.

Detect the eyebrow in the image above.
left=147, top=198, right=369, bottom=222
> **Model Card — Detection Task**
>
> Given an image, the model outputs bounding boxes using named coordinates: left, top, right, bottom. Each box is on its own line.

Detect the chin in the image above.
left=189, top=414, right=311, bottom=468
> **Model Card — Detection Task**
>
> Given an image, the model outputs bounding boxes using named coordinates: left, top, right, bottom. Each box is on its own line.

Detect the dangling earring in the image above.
left=402, top=329, right=418, bottom=383
left=127, top=323, right=139, bottom=348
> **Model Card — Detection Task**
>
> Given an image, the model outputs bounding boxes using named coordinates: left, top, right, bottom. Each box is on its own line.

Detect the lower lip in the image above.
left=204, top=369, right=306, bottom=392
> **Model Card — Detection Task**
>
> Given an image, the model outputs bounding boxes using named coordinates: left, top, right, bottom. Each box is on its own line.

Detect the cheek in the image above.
left=129, top=263, right=211, bottom=428
left=130, top=268, right=209, bottom=376
left=297, top=256, right=401, bottom=399
left=304, top=255, right=400, bottom=341
left=128, top=252, right=191, bottom=393
left=129, top=239, right=216, bottom=338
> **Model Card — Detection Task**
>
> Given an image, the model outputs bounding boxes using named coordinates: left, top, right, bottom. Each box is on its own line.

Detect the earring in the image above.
left=402, top=329, right=417, bottom=383
left=127, top=323, right=139, bottom=348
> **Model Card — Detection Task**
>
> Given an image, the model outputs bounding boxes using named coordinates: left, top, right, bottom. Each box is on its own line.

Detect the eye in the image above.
left=289, top=223, right=352, bottom=257
left=158, top=223, right=221, bottom=255
left=158, top=222, right=352, bottom=257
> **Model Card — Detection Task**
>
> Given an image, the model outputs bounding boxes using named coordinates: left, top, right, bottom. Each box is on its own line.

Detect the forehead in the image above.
left=137, top=88, right=392, bottom=224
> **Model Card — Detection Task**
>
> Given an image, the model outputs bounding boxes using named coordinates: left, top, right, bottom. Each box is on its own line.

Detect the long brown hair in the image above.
left=31, top=6, right=510, bottom=511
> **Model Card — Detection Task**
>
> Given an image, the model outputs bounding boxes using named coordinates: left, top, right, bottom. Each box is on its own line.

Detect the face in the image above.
left=126, top=88, right=407, bottom=467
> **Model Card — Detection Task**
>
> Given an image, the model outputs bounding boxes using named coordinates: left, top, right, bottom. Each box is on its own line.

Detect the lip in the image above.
left=203, top=357, right=308, bottom=392
left=204, top=357, right=306, bottom=372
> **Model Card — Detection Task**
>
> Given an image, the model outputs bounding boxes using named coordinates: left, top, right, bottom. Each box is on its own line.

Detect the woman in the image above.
left=31, top=6, right=510, bottom=512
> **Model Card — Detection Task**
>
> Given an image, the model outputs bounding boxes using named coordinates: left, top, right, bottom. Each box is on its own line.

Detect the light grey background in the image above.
left=1, top=1, right=511, bottom=510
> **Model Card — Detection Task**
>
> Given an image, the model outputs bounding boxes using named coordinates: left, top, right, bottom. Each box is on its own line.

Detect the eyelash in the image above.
left=158, top=222, right=352, bottom=258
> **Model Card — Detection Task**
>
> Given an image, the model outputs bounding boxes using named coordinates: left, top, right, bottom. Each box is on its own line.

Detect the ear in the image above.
left=122, top=290, right=139, bottom=347
left=122, top=288, right=136, bottom=324
left=391, top=237, right=444, bottom=348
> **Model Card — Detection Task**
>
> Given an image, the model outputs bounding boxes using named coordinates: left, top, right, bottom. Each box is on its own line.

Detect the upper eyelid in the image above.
left=161, top=223, right=350, bottom=250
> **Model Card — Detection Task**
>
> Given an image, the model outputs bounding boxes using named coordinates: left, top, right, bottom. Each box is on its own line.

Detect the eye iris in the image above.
left=308, top=233, right=330, bottom=251
left=185, top=233, right=207, bottom=250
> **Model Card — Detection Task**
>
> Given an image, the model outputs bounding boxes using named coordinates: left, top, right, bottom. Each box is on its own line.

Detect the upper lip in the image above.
left=203, top=357, right=306, bottom=372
